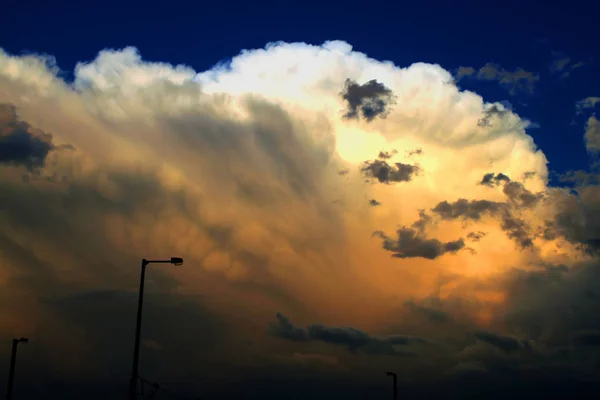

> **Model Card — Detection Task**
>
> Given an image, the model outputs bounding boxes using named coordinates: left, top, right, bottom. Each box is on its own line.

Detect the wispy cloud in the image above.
left=549, top=51, right=586, bottom=78
left=455, top=63, right=540, bottom=95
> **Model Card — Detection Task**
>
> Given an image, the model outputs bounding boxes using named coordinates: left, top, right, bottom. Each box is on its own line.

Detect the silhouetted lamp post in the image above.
left=386, top=372, right=397, bottom=400
left=6, top=337, right=28, bottom=400
left=128, top=258, right=184, bottom=400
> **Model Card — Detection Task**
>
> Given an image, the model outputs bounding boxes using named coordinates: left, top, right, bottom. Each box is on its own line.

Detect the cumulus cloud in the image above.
left=1, top=40, right=599, bottom=396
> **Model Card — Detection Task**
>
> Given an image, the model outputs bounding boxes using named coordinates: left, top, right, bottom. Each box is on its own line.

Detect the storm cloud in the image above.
left=1, top=40, right=599, bottom=398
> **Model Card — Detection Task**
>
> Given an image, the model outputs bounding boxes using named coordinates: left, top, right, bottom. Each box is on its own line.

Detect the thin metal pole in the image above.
left=6, top=339, right=18, bottom=400
left=386, top=372, right=397, bottom=400
left=129, top=259, right=148, bottom=400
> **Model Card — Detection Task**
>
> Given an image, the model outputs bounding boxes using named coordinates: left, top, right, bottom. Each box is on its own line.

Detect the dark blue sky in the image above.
left=3, top=0, right=598, bottom=180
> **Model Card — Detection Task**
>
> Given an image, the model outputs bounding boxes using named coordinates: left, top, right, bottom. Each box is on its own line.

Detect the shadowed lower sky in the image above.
left=1, top=3, right=600, bottom=399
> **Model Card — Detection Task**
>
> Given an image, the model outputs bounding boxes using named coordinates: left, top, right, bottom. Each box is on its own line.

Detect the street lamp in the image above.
left=128, top=258, right=184, bottom=400
left=6, top=338, right=29, bottom=400
left=386, top=372, right=397, bottom=400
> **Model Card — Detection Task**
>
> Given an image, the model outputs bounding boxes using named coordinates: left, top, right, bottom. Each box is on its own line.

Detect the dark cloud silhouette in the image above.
left=411, top=209, right=433, bottom=233
left=407, top=148, right=423, bottom=157
left=503, top=181, right=543, bottom=208
left=270, top=312, right=310, bottom=342
left=340, top=79, right=395, bottom=122
left=377, top=150, right=397, bottom=160
left=480, top=172, right=511, bottom=187
left=368, top=199, right=381, bottom=206
left=467, top=231, right=486, bottom=241
left=501, top=216, right=534, bottom=248
left=432, top=199, right=505, bottom=221
left=549, top=186, right=600, bottom=252
left=0, top=103, right=67, bottom=171
left=473, top=331, right=530, bottom=353
left=430, top=198, right=535, bottom=249
left=270, top=313, right=425, bottom=355
left=479, top=173, right=542, bottom=208
left=374, top=228, right=465, bottom=260
left=361, top=159, right=420, bottom=184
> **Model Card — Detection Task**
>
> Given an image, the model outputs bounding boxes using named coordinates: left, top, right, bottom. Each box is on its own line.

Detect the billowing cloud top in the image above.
left=0, top=41, right=598, bottom=397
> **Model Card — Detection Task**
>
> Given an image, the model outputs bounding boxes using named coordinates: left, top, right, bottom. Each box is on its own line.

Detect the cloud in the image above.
left=550, top=57, right=571, bottom=73
left=477, top=104, right=510, bottom=128
left=424, top=178, right=542, bottom=249
left=0, top=103, right=69, bottom=171
left=473, top=330, right=531, bottom=353
left=455, top=66, right=475, bottom=80
left=558, top=170, right=600, bottom=186
left=431, top=198, right=506, bottom=221
left=407, top=147, right=423, bottom=157
left=340, top=78, right=395, bottom=121
left=577, top=97, right=600, bottom=114
left=456, top=63, right=540, bottom=95
left=584, top=115, right=600, bottom=153
left=377, top=149, right=397, bottom=159
left=368, top=199, right=381, bottom=206
left=374, top=228, right=466, bottom=259
left=270, top=312, right=424, bottom=355
left=549, top=52, right=586, bottom=78
left=361, top=158, right=420, bottom=184
left=2, top=40, right=599, bottom=396
left=270, top=312, right=310, bottom=342
left=467, top=231, right=486, bottom=241
left=479, top=172, right=511, bottom=187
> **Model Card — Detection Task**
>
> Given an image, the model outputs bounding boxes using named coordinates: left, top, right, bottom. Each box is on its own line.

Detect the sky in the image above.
left=1, top=1, right=600, bottom=399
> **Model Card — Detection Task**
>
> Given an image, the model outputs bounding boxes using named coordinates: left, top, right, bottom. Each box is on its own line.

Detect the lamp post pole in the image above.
left=386, top=372, right=397, bottom=400
left=6, top=338, right=28, bottom=400
left=128, top=258, right=183, bottom=400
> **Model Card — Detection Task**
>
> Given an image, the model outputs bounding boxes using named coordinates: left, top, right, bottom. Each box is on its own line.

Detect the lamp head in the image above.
left=18, top=338, right=28, bottom=343
left=170, top=257, right=184, bottom=266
